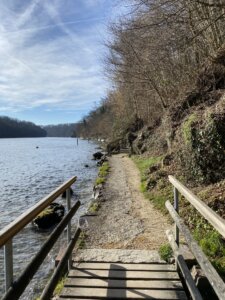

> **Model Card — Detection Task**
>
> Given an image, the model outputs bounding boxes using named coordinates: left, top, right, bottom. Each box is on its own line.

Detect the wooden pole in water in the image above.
left=77, top=138, right=78, bottom=146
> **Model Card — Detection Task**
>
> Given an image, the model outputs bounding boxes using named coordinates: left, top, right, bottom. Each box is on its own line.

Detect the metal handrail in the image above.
left=169, top=175, right=225, bottom=239
left=0, top=176, right=79, bottom=297
left=0, top=176, right=77, bottom=247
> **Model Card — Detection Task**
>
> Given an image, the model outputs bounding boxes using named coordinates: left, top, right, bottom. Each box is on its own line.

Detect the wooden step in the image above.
left=60, top=287, right=187, bottom=299
left=65, top=278, right=183, bottom=289
left=74, top=262, right=176, bottom=271
left=60, top=262, right=187, bottom=299
left=69, top=269, right=180, bottom=280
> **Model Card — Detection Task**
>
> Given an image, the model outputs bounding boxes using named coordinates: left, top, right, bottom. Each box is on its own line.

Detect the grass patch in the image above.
left=199, top=231, right=225, bottom=257
left=88, top=201, right=100, bottom=213
left=78, top=231, right=88, bottom=249
left=147, top=188, right=172, bottom=213
left=132, top=155, right=171, bottom=213
left=139, top=184, right=173, bottom=214
left=36, top=208, right=53, bottom=218
left=95, top=162, right=110, bottom=186
left=34, top=276, right=66, bottom=299
left=95, top=177, right=106, bottom=185
left=193, top=226, right=225, bottom=275
left=133, top=155, right=225, bottom=275
left=99, top=162, right=110, bottom=177
left=182, top=113, right=197, bottom=145
left=159, top=244, right=173, bottom=262
left=132, top=156, right=162, bottom=183
left=181, top=200, right=225, bottom=275
left=53, top=276, right=66, bottom=296
left=140, top=181, right=147, bottom=193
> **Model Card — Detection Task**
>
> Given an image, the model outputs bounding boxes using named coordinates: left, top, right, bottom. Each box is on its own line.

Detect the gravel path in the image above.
left=83, top=154, right=170, bottom=250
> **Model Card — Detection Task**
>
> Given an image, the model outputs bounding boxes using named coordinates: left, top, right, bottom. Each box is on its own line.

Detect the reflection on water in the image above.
left=0, top=138, right=98, bottom=299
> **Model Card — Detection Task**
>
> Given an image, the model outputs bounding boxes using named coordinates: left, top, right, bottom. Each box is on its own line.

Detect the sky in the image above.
left=0, top=0, right=127, bottom=125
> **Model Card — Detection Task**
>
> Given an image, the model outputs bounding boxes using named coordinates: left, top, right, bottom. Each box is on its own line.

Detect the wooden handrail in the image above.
left=40, top=227, right=81, bottom=300
left=168, top=175, right=225, bottom=239
left=0, top=176, right=77, bottom=247
left=166, top=229, right=203, bottom=300
left=2, top=201, right=80, bottom=300
left=166, top=201, right=225, bottom=299
left=167, top=176, right=225, bottom=299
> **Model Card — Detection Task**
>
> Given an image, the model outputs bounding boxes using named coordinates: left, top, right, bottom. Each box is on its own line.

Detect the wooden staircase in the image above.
left=59, top=250, right=187, bottom=300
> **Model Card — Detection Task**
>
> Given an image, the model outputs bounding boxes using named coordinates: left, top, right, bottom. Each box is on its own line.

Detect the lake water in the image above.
left=0, top=138, right=98, bottom=299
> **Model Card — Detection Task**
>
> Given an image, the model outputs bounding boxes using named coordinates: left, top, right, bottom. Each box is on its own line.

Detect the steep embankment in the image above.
left=83, top=154, right=170, bottom=250
left=118, top=47, right=225, bottom=275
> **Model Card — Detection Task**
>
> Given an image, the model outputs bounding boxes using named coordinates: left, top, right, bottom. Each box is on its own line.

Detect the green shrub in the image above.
left=213, top=257, right=225, bottom=274
left=193, top=228, right=225, bottom=275
left=159, top=244, right=173, bottom=262
left=199, top=231, right=225, bottom=257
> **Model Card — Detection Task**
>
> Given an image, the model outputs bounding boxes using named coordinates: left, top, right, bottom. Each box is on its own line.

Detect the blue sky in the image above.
left=0, top=0, right=127, bottom=125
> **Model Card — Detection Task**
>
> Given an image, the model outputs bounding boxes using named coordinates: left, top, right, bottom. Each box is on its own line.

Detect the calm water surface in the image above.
left=0, top=138, right=98, bottom=299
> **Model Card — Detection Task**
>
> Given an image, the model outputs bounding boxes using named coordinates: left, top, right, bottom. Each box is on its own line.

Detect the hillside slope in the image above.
left=122, top=49, right=225, bottom=276
left=0, top=116, right=46, bottom=138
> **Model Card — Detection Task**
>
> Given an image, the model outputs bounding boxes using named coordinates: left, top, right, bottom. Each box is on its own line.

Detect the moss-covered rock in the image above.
left=179, top=112, right=225, bottom=183
left=33, top=203, right=65, bottom=230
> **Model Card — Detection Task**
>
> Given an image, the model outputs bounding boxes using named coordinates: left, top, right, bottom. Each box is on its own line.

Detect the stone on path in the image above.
left=74, top=248, right=164, bottom=263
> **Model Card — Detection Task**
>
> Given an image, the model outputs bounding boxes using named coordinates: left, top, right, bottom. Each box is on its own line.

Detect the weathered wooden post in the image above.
left=4, top=239, right=13, bottom=292
left=174, top=187, right=179, bottom=246
left=66, top=188, right=72, bottom=270
left=174, top=186, right=179, bottom=270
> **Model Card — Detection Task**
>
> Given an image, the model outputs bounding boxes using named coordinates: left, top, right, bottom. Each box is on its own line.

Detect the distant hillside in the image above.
left=43, top=123, right=77, bottom=137
left=0, top=116, right=46, bottom=138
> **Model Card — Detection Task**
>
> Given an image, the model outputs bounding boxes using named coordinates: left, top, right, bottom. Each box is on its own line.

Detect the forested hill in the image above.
left=74, top=0, right=225, bottom=278
left=75, top=0, right=225, bottom=186
left=43, top=123, right=77, bottom=137
left=0, top=116, right=46, bottom=138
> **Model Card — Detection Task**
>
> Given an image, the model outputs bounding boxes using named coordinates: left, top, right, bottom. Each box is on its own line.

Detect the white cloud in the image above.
left=0, top=0, right=109, bottom=115
left=84, top=0, right=106, bottom=8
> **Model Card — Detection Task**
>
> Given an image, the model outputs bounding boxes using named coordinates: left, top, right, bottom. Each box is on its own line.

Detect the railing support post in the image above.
left=66, top=188, right=72, bottom=270
left=174, top=187, right=179, bottom=270
left=4, top=239, right=13, bottom=292
left=174, top=187, right=179, bottom=246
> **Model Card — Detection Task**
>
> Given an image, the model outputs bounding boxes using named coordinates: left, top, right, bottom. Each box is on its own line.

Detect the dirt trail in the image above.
left=84, top=154, right=170, bottom=250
